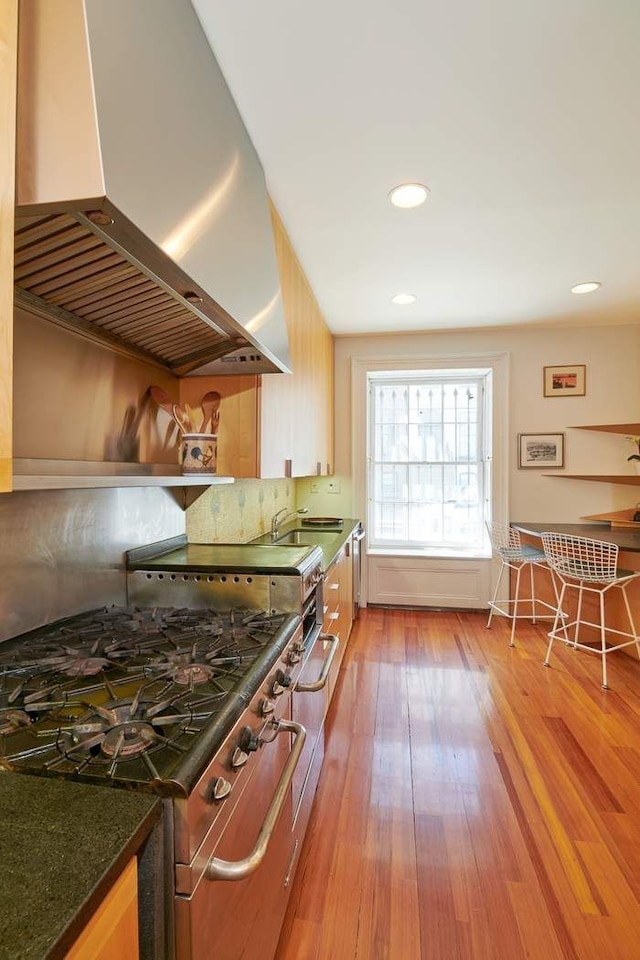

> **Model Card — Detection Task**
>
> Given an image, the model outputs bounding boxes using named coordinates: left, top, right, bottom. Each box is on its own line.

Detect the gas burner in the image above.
left=172, top=663, right=215, bottom=686
left=143, top=644, right=244, bottom=695
left=101, top=720, right=156, bottom=758
left=0, top=708, right=32, bottom=736
left=37, top=649, right=113, bottom=678
left=50, top=692, right=193, bottom=775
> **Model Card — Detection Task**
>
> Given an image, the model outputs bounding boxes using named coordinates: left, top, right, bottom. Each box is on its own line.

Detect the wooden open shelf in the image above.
left=582, top=508, right=640, bottom=528
left=545, top=474, right=640, bottom=486
left=11, top=459, right=234, bottom=508
left=557, top=423, right=640, bottom=488
left=570, top=423, right=640, bottom=434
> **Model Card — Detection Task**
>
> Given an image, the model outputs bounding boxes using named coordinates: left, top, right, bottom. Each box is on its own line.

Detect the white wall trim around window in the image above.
left=351, top=352, right=510, bottom=609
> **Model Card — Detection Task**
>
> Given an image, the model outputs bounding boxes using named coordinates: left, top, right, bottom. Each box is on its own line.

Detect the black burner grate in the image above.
left=0, top=606, right=292, bottom=792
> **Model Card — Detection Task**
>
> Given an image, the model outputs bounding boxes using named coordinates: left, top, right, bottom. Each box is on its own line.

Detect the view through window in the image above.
left=367, top=369, right=492, bottom=552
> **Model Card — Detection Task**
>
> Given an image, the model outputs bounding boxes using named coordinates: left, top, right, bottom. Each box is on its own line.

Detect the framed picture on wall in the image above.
left=518, top=433, right=565, bottom=469
left=543, top=364, right=586, bottom=397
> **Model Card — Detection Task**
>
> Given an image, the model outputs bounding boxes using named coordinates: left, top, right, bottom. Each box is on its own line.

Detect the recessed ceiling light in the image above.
left=571, top=281, right=601, bottom=294
left=388, top=183, right=430, bottom=209
left=391, top=293, right=417, bottom=305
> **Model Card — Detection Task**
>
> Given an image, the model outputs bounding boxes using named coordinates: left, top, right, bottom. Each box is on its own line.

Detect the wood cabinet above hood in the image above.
left=15, top=0, right=291, bottom=377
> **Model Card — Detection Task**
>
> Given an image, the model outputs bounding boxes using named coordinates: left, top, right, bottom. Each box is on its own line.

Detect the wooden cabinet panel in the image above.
left=0, top=1, right=17, bottom=492
left=189, top=204, right=333, bottom=479
left=180, top=374, right=260, bottom=479
left=64, top=857, right=139, bottom=960
left=323, top=545, right=354, bottom=700
left=270, top=203, right=334, bottom=478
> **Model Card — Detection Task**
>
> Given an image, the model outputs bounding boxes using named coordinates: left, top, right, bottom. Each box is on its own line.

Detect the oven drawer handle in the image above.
left=205, top=719, right=307, bottom=883
left=294, top=633, right=339, bottom=693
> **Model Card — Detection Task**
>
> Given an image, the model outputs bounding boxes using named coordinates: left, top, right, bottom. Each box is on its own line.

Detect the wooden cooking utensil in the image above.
left=172, top=403, right=192, bottom=435
left=199, top=391, right=221, bottom=433
left=184, top=403, right=199, bottom=432
left=149, top=385, right=175, bottom=418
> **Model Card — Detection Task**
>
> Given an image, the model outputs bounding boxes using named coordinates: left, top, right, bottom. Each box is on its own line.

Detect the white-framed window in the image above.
left=367, top=368, right=493, bottom=553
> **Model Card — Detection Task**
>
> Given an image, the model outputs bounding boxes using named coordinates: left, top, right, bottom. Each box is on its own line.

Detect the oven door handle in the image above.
left=294, top=633, right=339, bottom=693
left=205, top=719, right=307, bottom=883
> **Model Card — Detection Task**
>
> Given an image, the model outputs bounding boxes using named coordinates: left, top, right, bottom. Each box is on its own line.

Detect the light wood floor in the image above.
left=275, top=607, right=640, bottom=960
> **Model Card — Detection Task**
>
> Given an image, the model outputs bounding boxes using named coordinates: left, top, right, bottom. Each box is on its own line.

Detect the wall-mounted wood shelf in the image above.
left=581, top=509, right=640, bottom=528
left=11, top=459, right=234, bottom=508
left=570, top=423, right=640, bottom=434
left=558, top=424, right=640, bottom=487
left=545, top=474, right=640, bottom=486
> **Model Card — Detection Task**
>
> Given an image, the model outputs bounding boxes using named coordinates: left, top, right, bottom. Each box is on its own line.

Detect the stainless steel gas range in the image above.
left=0, top=538, right=337, bottom=960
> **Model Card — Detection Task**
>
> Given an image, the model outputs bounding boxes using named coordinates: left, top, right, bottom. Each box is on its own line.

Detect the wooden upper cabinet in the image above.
left=185, top=203, right=334, bottom=479
left=266, top=202, right=334, bottom=478
left=0, top=1, right=18, bottom=493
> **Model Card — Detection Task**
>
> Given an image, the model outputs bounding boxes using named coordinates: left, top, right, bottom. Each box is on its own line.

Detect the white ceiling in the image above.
left=191, top=0, right=640, bottom=337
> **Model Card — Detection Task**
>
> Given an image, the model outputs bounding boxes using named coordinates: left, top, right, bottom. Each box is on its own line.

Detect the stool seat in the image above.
left=499, top=543, right=546, bottom=562
left=540, top=532, right=640, bottom=689
left=486, top=521, right=560, bottom=647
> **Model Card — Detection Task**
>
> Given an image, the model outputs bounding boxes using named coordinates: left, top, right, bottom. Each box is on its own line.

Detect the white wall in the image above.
left=299, top=322, right=640, bottom=608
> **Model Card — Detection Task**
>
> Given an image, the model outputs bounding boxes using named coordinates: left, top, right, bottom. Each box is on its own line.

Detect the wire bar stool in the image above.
left=540, top=532, right=640, bottom=688
left=486, top=521, right=561, bottom=647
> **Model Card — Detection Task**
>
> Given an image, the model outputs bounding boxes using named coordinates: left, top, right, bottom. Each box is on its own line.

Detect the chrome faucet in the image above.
left=270, top=508, right=290, bottom=541
left=270, top=506, right=308, bottom=541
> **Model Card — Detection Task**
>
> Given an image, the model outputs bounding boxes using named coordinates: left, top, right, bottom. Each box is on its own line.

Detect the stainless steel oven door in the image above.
left=291, top=630, right=338, bottom=836
left=174, top=711, right=305, bottom=960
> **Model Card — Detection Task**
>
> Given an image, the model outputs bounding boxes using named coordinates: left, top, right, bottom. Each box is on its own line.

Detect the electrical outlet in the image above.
left=327, top=478, right=341, bottom=494
left=310, top=480, right=320, bottom=494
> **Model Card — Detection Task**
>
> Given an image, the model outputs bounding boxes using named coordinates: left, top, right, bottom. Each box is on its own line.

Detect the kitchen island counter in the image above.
left=511, top=521, right=640, bottom=553
left=511, top=521, right=640, bottom=660
left=0, top=774, right=160, bottom=960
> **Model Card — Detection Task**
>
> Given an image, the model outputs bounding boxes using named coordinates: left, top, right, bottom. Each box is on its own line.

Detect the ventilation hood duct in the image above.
left=15, top=0, right=291, bottom=376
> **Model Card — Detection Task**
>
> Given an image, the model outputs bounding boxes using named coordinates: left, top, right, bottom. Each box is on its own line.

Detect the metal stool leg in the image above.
left=544, top=581, right=567, bottom=669
left=574, top=583, right=585, bottom=649
left=529, top=562, right=537, bottom=623
left=599, top=590, right=608, bottom=689
left=549, top=570, right=569, bottom=642
left=486, top=559, right=507, bottom=629
left=510, top=565, right=522, bottom=647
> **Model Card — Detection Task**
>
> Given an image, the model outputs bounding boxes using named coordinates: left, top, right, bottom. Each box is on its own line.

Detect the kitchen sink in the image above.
left=275, top=529, right=340, bottom=545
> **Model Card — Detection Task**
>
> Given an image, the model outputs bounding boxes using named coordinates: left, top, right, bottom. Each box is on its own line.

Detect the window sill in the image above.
left=368, top=546, right=491, bottom=560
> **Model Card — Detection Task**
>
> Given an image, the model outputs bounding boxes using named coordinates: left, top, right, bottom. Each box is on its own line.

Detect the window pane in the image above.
left=374, top=463, right=408, bottom=501
left=368, top=371, right=489, bottom=551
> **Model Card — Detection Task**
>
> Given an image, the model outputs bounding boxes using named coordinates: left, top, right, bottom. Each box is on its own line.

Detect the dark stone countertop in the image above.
left=251, top=517, right=362, bottom=570
left=512, top=521, right=640, bottom=553
left=127, top=520, right=363, bottom=575
left=0, top=774, right=160, bottom=960
left=316, top=518, right=361, bottom=569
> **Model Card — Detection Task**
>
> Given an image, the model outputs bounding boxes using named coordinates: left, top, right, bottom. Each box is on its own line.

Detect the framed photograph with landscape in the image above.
left=543, top=364, right=586, bottom=397
left=518, top=433, right=565, bottom=469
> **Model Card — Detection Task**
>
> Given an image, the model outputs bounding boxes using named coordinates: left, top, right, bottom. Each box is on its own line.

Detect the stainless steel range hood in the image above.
left=15, top=0, right=291, bottom=376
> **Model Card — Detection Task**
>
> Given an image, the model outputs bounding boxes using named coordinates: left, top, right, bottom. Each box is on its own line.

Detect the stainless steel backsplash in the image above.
left=13, top=306, right=179, bottom=463
left=2, top=306, right=186, bottom=641
left=0, top=487, right=184, bottom=642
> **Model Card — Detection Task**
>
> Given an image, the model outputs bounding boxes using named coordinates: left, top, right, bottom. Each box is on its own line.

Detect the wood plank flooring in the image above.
left=275, top=607, right=640, bottom=960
